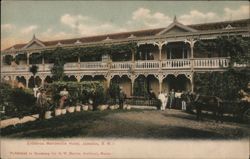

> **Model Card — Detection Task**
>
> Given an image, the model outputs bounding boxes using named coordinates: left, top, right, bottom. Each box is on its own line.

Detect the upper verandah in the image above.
left=3, top=18, right=250, bottom=52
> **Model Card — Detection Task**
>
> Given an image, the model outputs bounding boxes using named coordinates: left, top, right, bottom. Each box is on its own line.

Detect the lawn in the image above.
left=1, top=109, right=249, bottom=139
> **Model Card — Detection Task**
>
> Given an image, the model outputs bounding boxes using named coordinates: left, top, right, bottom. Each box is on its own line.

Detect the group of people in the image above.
left=34, top=85, right=70, bottom=119
left=157, top=89, right=187, bottom=111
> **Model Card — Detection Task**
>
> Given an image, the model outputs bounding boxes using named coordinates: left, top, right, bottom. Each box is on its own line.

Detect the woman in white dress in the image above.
left=158, top=92, right=167, bottom=111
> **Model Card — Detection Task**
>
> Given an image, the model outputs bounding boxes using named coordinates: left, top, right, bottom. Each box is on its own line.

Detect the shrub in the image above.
left=0, top=83, right=14, bottom=116
left=0, top=83, right=36, bottom=118
left=10, top=88, right=36, bottom=117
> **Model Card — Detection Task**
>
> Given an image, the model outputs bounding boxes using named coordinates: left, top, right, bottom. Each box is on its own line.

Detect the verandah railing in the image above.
left=2, top=57, right=247, bottom=72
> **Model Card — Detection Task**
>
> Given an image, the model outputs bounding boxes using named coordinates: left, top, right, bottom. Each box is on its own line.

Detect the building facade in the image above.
left=1, top=18, right=249, bottom=97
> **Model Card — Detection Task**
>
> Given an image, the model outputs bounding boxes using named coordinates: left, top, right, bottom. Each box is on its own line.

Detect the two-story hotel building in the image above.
left=1, top=18, right=249, bottom=97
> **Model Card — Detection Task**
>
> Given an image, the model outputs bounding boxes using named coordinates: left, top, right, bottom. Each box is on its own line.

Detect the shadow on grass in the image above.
left=1, top=109, right=132, bottom=138
left=1, top=109, right=249, bottom=139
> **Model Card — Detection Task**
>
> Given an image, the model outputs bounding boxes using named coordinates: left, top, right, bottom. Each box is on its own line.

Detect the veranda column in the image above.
left=42, top=52, right=45, bottom=71
left=76, top=75, right=81, bottom=82
left=41, top=76, right=45, bottom=87
left=130, top=75, right=136, bottom=96
left=105, top=75, right=112, bottom=89
left=158, top=74, right=163, bottom=93
left=1, top=55, right=3, bottom=71
left=11, top=75, right=15, bottom=88
left=27, top=52, right=30, bottom=66
left=78, top=56, right=80, bottom=69
left=25, top=75, right=29, bottom=88
left=185, top=39, right=197, bottom=92
left=131, top=48, right=135, bottom=70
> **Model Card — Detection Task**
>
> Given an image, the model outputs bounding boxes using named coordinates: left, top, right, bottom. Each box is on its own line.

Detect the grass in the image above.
left=1, top=109, right=249, bottom=139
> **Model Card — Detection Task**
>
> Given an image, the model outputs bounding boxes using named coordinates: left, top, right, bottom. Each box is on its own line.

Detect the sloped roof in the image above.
left=3, top=18, right=249, bottom=51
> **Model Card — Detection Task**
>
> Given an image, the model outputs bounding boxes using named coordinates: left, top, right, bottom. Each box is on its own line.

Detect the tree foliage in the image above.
left=0, top=83, right=36, bottom=119
left=194, top=68, right=250, bottom=100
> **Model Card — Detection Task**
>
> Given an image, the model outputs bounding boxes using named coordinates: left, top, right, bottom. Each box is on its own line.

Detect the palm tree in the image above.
left=29, top=65, right=38, bottom=87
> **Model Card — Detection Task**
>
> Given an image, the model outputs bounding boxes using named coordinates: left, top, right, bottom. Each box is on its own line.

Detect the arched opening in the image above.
left=44, top=76, right=53, bottom=84
left=63, top=75, right=77, bottom=82
left=147, top=75, right=159, bottom=96
left=28, top=76, right=42, bottom=88
left=16, top=76, right=26, bottom=88
left=163, top=74, right=191, bottom=93
left=80, top=75, right=93, bottom=82
left=110, top=75, right=131, bottom=97
left=133, top=75, right=148, bottom=97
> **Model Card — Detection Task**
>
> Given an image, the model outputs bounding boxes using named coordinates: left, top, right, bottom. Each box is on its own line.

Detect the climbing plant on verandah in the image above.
left=195, top=35, right=250, bottom=65
left=38, top=42, right=137, bottom=62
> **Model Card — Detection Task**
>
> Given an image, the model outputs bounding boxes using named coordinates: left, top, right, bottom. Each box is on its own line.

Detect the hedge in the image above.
left=0, top=83, right=36, bottom=119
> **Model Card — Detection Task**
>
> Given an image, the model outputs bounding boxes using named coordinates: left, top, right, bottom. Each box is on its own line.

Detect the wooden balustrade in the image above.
left=135, top=60, right=159, bottom=69
left=80, top=62, right=108, bottom=69
left=194, top=58, right=230, bottom=68
left=162, top=59, right=191, bottom=69
left=111, top=62, right=132, bottom=70
left=1, top=58, right=246, bottom=73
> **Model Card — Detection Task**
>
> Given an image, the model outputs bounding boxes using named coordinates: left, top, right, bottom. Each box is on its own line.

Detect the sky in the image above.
left=1, top=1, right=249, bottom=50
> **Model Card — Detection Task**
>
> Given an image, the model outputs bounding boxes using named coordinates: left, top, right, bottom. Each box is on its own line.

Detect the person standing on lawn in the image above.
left=181, top=91, right=187, bottom=111
left=59, top=87, right=69, bottom=108
left=119, top=87, right=126, bottom=109
left=36, top=89, right=47, bottom=119
left=33, top=85, right=39, bottom=97
left=149, top=89, right=156, bottom=99
left=158, top=91, right=167, bottom=111
left=169, top=89, right=175, bottom=109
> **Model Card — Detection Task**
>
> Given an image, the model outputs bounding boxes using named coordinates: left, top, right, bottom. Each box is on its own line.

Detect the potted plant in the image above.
left=97, top=104, right=109, bottom=111
left=76, top=104, right=81, bottom=112
left=61, top=107, right=67, bottom=114
left=67, top=106, right=75, bottom=113
left=55, top=107, right=62, bottom=116
left=45, top=111, right=52, bottom=119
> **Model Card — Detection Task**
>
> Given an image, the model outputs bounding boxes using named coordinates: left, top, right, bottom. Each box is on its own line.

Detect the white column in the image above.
left=131, top=76, right=136, bottom=96
left=182, top=47, right=185, bottom=59
left=76, top=75, right=81, bottom=82
left=41, top=77, right=45, bottom=87
left=78, top=56, right=80, bottom=69
left=27, top=53, right=30, bottom=66
left=158, top=74, right=163, bottom=93
left=25, top=76, right=29, bottom=88
left=170, top=48, right=172, bottom=59
left=11, top=76, right=15, bottom=88
left=42, top=53, right=45, bottom=71
left=185, top=39, right=196, bottom=93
